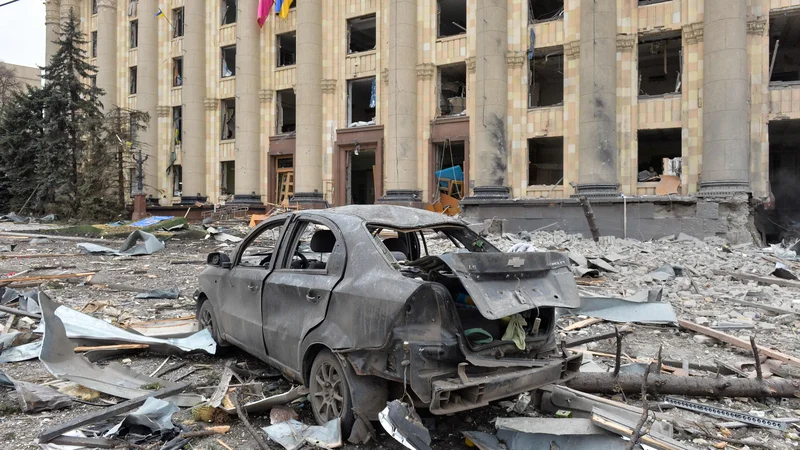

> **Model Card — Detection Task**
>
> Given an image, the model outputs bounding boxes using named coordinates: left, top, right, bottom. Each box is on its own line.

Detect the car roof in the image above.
left=300, top=204, right=465, bottom=229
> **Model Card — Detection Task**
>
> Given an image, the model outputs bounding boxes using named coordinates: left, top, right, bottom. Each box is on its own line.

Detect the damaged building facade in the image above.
left=47, top=0, right=800, bottom=242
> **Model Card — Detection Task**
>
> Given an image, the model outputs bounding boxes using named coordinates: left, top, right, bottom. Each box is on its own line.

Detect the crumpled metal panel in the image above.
left=560, top=296, right=679, bottom=326
left=39, top=293, right=204, bottom=408
left=77, top=230, right=165, bottom=256
left=33, top=299, right=215, bottom=355
left=436, top=252, right=580, bottom=320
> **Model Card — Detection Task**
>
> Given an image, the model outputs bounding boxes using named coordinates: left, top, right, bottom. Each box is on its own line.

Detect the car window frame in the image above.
left=274, top=215, right=345, bottom=275
left=232, top=216, right=289, bottom=268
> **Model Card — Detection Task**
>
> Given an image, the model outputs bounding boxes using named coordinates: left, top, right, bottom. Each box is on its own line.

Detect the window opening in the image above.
left=528, top=137, right=564, bottom=185
left=221, top=98, right=236, bottom=140
left=437, top=0, right=467, bottom=38
left=636, top=128, right=682, bottom=182
left=221, top=0, right=237, bottom=25
left=172, top=106, right=182, bottom=147
left=129, top=66, right=137, bottom=95
left=528, top=0, right=563, bottom=23
left=277, top=32, right=296, bottom=67
left=285, top=222, right=337, bottom=270
left=130, top=20, right=138, bottom=49
left=438, top=63, right=467, bottom=117
left=433, top=140, right=465, bottom=200
left=91, top=31, right=98, bottom=58
left=173, top=57, right=183, bottom=86
left=347, top=77, right=376, bottom=126
left=221, top=45, right=236, bottom=77
left=769, top=13, right=800, bottom=83
left=529, top=50, right=564, bottom=108
left=348, top=14, right=377, bottom=53
left=276, top=89, right=296, bottom=134
left=220, top=161, right=236, bottom=196
left=172, top=165, right=182, bottom=197
left=638, top=34, right=682, bottom=96
left=173, top=7, right=184, bottom=38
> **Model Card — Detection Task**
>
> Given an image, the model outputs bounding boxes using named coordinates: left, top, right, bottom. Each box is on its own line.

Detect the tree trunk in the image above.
left=566, top=373, right=800, bottom=398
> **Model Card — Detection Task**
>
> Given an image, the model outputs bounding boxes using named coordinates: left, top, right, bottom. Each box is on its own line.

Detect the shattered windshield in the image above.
left=367, top=224, right=497, bottom=266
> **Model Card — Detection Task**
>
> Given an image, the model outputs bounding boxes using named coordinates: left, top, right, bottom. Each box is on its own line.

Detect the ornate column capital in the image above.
left=381, top=68, right=389, bottom=85
left=97, top=0, right=117, bottom=9
left=467, top=57, right=476, bottom=74
left=747, top=18, right=767, bottom=35
left=156, top=105, right=171, bottom=117
left=683, top=22, right=704, bottom=44
left=45, top=0, right=61, bottom=24
left=616, top=34, right=636, bottom=51
left=506, top=51, right=526, bottom=68
left=259, top=89, right=274, bottom=102
left=565, top=41, right=580, bottom=59
left=204, top=98, right=218, bottom=111
left=321, top=79, right=337, bottom=92
left=416, top=63, right=435, bottom=80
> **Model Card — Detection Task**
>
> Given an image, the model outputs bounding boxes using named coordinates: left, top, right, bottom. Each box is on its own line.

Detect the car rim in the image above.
left=312, top=361, right=344, bottom=422
left=199, top=307, right=213, bottom=333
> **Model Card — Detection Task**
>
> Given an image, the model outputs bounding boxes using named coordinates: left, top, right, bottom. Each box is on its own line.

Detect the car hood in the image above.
left=436, top=251, right=580, bottom=320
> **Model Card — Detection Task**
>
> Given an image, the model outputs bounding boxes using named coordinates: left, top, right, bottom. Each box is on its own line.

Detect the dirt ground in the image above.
left=1, top=220, right=799, bottom=449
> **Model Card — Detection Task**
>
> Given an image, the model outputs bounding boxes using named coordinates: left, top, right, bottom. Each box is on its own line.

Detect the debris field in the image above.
left=0, top=218, right=799, bottom=450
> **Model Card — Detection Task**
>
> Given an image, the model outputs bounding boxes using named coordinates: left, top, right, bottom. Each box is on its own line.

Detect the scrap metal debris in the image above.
left=262, top=418, right=342, bottom=450
left=378, top=400, right=432, bottom=450
left=562, top=296, right=679, bottom=325
left=134, top=287, right=181, bottom=299
left=77, top=230, right=165, bottom=256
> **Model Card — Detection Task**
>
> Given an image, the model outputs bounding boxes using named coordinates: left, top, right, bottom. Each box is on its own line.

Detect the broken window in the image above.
left=91, top=31, right=98, bottom=58
left=173, top=7, right=184, bottom=38
left=348, top=15, right=377, bottom=53
left=636, top=128, right=682, bottom=181
left=172, top=165, right=182, bottom=197
left=438, top=0, right=467, bottom=38
left=768, top=120, right=800, bottom=223
left=129, top=66, right=137, bottom=95
left=173, top=57, right=183, bottom=86
left=92, top=0, right=98, bottom=15
left=221, top=98, right=236, bottom=140
left=769, top=13, right=800, bottom=83
left=347, top=77, right=376, bottom=126
left=433, top=140, right=465, bottom=200
left=276, top=89, right=296, bottom=134
left=528, top=137, right=563, bottom=185
left=221, top=0, right=237, bottom=25
left=172, top=106, right=182, bottom=146
left=130, top=20, right=138, bottom=49
left=284, top=222, right=339, bottom=270
left=239, top=219, right=285, bottom=268
left=277, top=32, right=296, bottom=67
left=220, top=161, right=235, bottom=195
left=221, top=45, right=236, bottom=77
left=528, top=0, right=563, bottom=23
left=529, top=49, right=564, bottom=108
left=275, top=156, right=294, bottom=205
left=437, top=63, right=467, bottom=117
left=638, top=34, right=682, bottom=96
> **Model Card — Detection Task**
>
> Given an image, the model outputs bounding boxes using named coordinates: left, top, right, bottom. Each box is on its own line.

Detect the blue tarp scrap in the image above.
left=129, top=216, right=174, bottom=228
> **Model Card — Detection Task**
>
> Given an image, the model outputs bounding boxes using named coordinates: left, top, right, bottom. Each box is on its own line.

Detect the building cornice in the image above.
left=747, top=18, right=767, bottom=36
left=259, top=89, right=274, bottom=102
left=683, top=22, right=704, bottom=44
left=617, top=34, right=636, bottom=51
left=565, top=41, right=580, bottom=59
left=381, top=68, right=389, bottom=85
left=416, top=63, right=435, bottom=80
left=156, top=105, right=171, bottom=117
left=467, top=57, right=476, bottom=74
left=204, top=98, right=218, bottom=111
left=506, top=51, right=526, bottom=67
left=321, top=79, right=337, bottom=92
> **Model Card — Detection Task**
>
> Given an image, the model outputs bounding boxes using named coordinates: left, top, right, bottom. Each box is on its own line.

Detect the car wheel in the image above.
left=309, top=350, right=354, bottom=432
left=197, top=300, right=229, bottom=348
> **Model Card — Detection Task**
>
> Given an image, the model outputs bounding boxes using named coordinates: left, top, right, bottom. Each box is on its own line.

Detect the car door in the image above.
left=262, top=215, right=346, bottom=372
left=218, top=217, right=287, bottom=361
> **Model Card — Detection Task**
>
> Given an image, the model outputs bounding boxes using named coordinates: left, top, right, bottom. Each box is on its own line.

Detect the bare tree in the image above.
left=0, top=64, right=22, bottom=109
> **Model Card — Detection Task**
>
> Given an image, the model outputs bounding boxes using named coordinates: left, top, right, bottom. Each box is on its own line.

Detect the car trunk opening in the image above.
left=404, top=251, right=578, bottom=355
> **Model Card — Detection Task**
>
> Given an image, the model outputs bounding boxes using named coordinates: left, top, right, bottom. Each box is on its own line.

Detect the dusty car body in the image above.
left=196, top=205, right=581, bottom=429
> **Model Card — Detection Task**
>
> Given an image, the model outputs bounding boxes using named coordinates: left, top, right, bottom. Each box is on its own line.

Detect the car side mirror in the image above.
left=207, top=252, right=232, bottom=269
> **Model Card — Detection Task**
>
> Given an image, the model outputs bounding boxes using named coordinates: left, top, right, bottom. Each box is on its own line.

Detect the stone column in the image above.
left=379, top=0, right=421, bottom=205
left=96, top=0, right=118, bottom=111
left=575, top=0, right=619, bottom=197
left=469, top=0, right=510, bottom=200
left=699, top=0, right=750, bottom=195
left=232, top=0, right=262, bottom=204
left=136, top=0, right=159, bottom=199
left=291, top=0, right=327, bottom=207
left=45, top=0, right=60, bottom=68
left=181, top=0, right=207, bottom=204
left=59, top=0, right=77, bottom=24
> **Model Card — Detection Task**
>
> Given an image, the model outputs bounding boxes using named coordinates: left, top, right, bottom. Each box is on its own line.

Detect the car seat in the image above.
left=308, top=229, right=336, bottom=269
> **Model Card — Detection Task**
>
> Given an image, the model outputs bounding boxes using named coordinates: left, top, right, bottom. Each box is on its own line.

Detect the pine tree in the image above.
left=0, top=86, right=47, bottom=214
left=39, top=8, right=105, bottom=218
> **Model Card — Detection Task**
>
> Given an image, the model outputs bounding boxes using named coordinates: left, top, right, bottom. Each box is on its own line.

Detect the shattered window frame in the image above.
left=130, top=19, right=138, bottom=49
left=527, top=136, right=564, bottom=186
left=173, top=57, right=184, bottom=87
left=347, top=77, right=377, bottom=126
left=347, top=14, right=377, bottom=54
left=172, top=106, right=183, bottom=147
left=91, top=31, right=98, bottom=58
left=437, top=62, right=467, bottom=117
left=528, top=0, right=564, bottom=23
left=276, top=31, right=297, bottom=67
left=276, top=88, right=296, bottom=135
left=129, top=66, right=137, bottom=95
left=637, top=33, right=683, bottom=97
left=221, top=0, right=237, bottom=25
left=173, top=7, right=185, bottom=38
left=237, top=218, right=288, bottom=269
left=437, top=0, right=467, bottom=39
left=92, top=0, right=98, bottom=15
left=528, top=48, right=564, bottom=109
left=220, top=98, right=236, bottom=140
left=221, top=45, right=236, bottom=78
left=172, top=164, right=182, bottom=197
left=366, top=224, right=497, bottom=267
left=279, top=220, right=341, bottom=272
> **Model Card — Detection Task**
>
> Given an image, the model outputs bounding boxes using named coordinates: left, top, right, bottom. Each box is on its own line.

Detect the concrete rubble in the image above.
left=0, top=218, right=799, bottom=449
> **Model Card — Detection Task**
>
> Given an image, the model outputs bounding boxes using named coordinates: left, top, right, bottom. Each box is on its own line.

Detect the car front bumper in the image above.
left=428, top=353, right=582, bottom=414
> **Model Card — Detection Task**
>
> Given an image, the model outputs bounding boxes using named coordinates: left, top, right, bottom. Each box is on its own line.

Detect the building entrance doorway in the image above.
left=346, top=149, right=377, bottom=205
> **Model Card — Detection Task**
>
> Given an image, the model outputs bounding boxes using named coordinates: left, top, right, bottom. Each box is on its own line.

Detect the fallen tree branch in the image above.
left=626, top=359, right=653, bottom=450
left=566, top=372, right=800, bottom=398
left=231, top=391, right=272, bottom=450
left=0, top=304, right=41, bottom=319
left=0, top=272, right=94, bottom=285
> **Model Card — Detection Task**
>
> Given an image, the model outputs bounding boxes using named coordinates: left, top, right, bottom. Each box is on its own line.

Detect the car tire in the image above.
left=309, top=349, right=355, bottom=434
left=197, top=300, right=229, bottom=349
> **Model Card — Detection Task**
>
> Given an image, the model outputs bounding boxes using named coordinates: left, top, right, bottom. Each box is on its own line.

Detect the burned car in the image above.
left=196, top=205, right=581, bottom=431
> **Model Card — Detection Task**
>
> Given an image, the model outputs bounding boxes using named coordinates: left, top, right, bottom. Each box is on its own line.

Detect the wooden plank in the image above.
left=38, top=383, right=191, bottom=443
left=0, top=272, right=95, bottom=284
left=73, top=344, right=150, bottom=352
left=723, top=297, right=798, bottom=316
left=717, top=270, right=800, bottom=289
left=0, top=254, right=85, bottom=260
left=565, top=327, right=632, bottom=348
left=562, top=317, right=603, bottom=331
left=679, top=319, right=800, bottom=367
